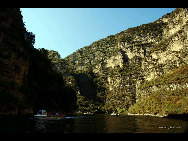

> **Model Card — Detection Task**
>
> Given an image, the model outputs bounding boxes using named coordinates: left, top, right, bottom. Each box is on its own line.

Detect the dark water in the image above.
left=0, top=114, right=188, bottom=133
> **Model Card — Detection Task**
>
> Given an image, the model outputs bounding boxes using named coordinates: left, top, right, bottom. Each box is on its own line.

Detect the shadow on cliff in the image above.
left=0, top=8, right=78, bottom=116
left=27, top=48, right=77, bottom=114
left=73, top=72, right=98, bottom=101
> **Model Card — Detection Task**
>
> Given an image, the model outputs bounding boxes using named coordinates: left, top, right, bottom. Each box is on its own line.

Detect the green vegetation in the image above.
left=129, top=65, right=188, bottom=116
left=117, top=21, right=167, bottom=45
left=128, top=88, right=188, bottom=116
left=139, top=65, right=188, bottom=90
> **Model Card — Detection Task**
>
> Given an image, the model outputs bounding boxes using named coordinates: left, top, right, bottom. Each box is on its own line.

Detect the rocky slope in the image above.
left=130, top=8, right=188, bottom=116
left=54, top=8, right=188, bottom=115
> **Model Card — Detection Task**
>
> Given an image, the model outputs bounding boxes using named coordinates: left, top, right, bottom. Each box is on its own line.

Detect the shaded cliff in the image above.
left=0, top=8, right=31, bottom=115
left=0, top=8, right=77, bottom=115
left=54, top=8, right=188, bottom=115
left=27, top=48, right=77, bottom=114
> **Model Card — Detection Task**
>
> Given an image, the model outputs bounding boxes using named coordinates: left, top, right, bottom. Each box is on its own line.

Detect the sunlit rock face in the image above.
left=136, top=8, right=188, bottom=100
left=49, top=8, right=188, bottom=115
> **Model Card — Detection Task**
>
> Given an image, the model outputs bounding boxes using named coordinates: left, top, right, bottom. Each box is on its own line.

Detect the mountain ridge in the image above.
left=49, top=8, right=188, bottom=115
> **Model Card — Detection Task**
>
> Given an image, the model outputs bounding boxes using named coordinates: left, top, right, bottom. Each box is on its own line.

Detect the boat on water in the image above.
left=111, top=112, right=119, bottom=116
left=34, top=110, right=47, bottom=117
left=33, top=110, right=72, bottom=119
left=84, top=112, right=93, bottom=115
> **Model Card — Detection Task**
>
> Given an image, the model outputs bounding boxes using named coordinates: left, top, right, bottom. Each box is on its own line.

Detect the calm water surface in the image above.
left=0, top=114, right=188, bottom=133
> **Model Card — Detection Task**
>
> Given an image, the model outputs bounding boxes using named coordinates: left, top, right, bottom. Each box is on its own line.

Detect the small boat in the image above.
left=34, top=110, right=47, bottom=117
left=34, top=110, right=67, bottom=120
left=84, top=112, right=93, bottom=115
left=111, top=112, right=119, bottom=116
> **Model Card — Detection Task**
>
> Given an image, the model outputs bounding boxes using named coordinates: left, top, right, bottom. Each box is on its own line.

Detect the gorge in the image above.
left=0, top=8, right=187, bottom=117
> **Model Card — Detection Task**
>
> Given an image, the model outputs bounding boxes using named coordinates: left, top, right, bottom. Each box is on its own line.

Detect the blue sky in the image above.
left=21, top=8, right=175, bottom=58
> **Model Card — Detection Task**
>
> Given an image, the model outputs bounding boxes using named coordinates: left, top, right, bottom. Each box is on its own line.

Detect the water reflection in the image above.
left=105, top=115, right=137, bottom=133
left=134, top=116, right=188, bottom=133
left=0, top=115, right=188, bottom=133
left=34, top=119, right=47, bottom=133
left=33, top=117, right=76, bottom=133
left=67, top=115, right=107, bottom=133
left=0, top=116, right=35, bottom=133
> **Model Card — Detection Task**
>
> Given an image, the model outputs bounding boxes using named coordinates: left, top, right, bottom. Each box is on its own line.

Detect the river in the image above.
left=0, top=114, right=188, bottom=133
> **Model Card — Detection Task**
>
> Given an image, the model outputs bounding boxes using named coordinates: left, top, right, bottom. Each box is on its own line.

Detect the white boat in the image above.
left=34, top=110, right=47, bottom=117
left=111, top=112, right=119, bottom=116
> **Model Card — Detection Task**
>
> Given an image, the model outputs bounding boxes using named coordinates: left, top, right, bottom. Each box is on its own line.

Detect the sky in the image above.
left=21, top=8, right=175, bottom=58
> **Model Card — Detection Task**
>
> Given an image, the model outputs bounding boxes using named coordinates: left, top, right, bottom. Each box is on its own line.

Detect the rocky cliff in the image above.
left=0, top=8, right=32, bottom=115
left=55, top=8, right=188, bottom=115
left=129, top=8, right=188, bottom=116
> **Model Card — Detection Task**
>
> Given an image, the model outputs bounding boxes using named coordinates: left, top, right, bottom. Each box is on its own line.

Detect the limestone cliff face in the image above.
left=0, top=8, right=32, bottom=115
left=58, top=8, right=188, bottom=114
left=137, top=8, right=188, bottom=98
left=129, top=8, right=188, bottom=116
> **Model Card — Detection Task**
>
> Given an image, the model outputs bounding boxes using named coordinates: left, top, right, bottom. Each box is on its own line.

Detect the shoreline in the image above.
left=1, top=112, right=188, bottom=121
left=127, top=113, right=166, bottom=118
left=127, top=113, right=188, bottom=121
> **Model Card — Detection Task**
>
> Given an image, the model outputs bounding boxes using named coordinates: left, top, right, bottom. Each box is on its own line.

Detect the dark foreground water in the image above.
left=0, top=114, right=188, bottom=133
